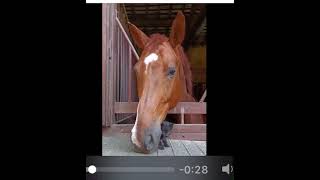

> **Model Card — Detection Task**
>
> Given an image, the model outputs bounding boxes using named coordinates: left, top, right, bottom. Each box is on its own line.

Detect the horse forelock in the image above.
left=143, top=34, right=168, bottom=53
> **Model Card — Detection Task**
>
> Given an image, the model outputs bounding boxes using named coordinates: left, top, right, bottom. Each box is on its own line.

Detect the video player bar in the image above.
left=86, top=156, right=233, bottom=180
left=86, top=166, right=175, bottom=173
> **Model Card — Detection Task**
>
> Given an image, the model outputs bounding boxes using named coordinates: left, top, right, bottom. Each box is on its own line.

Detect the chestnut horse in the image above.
left=129, top=11, right=203, bottom=153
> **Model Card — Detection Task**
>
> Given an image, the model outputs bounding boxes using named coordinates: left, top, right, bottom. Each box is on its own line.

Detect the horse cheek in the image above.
left=169, top=81, right=181, bottom=109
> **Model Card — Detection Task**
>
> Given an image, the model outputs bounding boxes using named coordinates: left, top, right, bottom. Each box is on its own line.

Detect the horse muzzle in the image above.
left=131, top=123, right=161, bottom=154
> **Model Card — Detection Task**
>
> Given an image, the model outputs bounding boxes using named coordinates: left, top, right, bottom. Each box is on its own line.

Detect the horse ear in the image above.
left=128, top=22, right=150, bottom=50
left=169, top=11, right=185, bottom=48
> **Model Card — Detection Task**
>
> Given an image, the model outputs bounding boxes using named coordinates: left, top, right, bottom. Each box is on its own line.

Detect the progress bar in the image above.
left=86, top=166, right=175, bottom=174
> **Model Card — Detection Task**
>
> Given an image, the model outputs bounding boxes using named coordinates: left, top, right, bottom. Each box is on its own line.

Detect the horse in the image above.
left=128, top=11, right=204, bottom=154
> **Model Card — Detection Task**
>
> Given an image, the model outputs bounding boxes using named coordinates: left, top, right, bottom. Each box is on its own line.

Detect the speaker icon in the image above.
left=222, top=164, right=233, bottom=175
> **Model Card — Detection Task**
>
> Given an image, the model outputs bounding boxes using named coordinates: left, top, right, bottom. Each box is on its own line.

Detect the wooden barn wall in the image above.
left=116, top=4, right=139, bottom=103
left=117, top=4, right=141, bottom=56
left=187, top=45, right=206, bottom=83
left=116, top=5, right=130, bottom=40
left=102, top=4, right=117, bottom=127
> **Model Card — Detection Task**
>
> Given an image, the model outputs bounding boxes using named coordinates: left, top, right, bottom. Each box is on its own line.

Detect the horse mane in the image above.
left=144, top=34, right=193, bottom=97
left=176, top=45, right=193, bottom=96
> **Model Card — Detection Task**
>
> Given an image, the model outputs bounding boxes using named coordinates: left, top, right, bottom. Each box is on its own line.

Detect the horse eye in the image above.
left=167, top=67, right=176, bottom=78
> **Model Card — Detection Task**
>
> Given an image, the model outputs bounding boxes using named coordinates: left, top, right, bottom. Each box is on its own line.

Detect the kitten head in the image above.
left=161, top=121, right=174, bottom=136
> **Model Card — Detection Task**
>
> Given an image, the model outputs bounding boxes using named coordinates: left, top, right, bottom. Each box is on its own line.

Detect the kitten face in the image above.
left=161, top=121, right=174, bottom=136
left=159, top=121, right=174, bottom=149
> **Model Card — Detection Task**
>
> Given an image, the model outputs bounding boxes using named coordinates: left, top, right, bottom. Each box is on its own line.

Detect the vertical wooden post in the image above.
left=120, top=31, right=124, bottom=121
left=104, top=4, right=116, bottom=127
left=128, top=48, right=132, bottom=102
left=112, top=5, right=117, bottom=125
left=115, top=25, right=120, bottom=123
left=124, top=42, right=127, bottom=101
left=181, top=107, right=185, bottom=124
left=102, top=4, right=107, bottom=127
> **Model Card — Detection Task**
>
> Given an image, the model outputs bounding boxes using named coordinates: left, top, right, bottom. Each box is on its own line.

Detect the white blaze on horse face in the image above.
left=144, top=53, right=158, bottom=74
left=132, top=53, right=158, bottom=149
left=131, top=103, right=141, bottom=149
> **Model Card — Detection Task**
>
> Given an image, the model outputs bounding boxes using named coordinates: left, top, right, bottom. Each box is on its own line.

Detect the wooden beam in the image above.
left=199, top=89, right=207, bottom=102
left=103, top=124, right=206, bottom=140
left=181, top=107, right=184, bottom=124
left=128, top=18, right=172, bottom=27
left=107, top=124, right=206, bottom=133
left=169, top=133, right=206, bottom=141
left=102, top=131, right=206, bottom=141
left=128, top=48, right=132, bottom=102
left=158, top=4, right=161, bottom=20
left=127, top=13, right=194, bottom=19
left=115, top=17, right=139, bottom=60
left=114, top=102, right=206, bottom=114
left=184, top=5, right=206, bottom=49
left=167, top=4, right=172, bottom=36
left=126, top=9, right=195, bottom=15
left=102, top=4, right=107, bottom=127
left=108, top=4, right=116, bottom=125
left=125, top=4, right=186, bottom=7
left=193, top=17, right=206, bottom=42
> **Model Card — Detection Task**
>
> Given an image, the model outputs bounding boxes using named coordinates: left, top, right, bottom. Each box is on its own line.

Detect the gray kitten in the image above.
left=158, top=121, right=174, bottom=150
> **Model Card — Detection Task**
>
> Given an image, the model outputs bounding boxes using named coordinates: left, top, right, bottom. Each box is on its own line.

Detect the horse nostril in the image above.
left=144, top=135, right=154, bottom=151
left=142, top=125, right=162, bottom=153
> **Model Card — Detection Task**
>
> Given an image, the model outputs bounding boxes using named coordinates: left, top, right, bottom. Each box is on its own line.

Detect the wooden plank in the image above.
left=112, top=4, right=119, bottom=124
left=169, top=139, right=189, bottom=156
left=184, top=5, right=206, bottom=49
left=102, top=124, right=207, bottom=135
left=114, top=102, right=206, bottom=114
left=119, top=31, right=124, bottom=122
left=102, top=130, right=206, bottom=156
left=115, top=114, right=135, bottom=124
left=116, top=17, right=139, bottom=60
left=181, top=140, right=205, bottom=156
left=102, top=135, right=132, bottom=156
left=106, top=124, right=206, bottom=133
left=167, top=101, right=206, bottom=114
left=128, top=19, right=172, bottom=27
left=106, top=4, right=115, bottom=127
left=116, top=124, right=205, bottom=133
left=128, top=48, right=132, bottom=102
left=116, top=25, right=120, bottom=120
left=194, top=17, right=206, bottom=42
left=199, top=89, right=207, bottom=102
left=102, top=4, right=107, bottom=127
left=102, top=133, right=155, bottom=156
left=123, top=40, right=127, bottom=102
left=103, top=131, right=206, bottom=141
left=181, top=107, right=184, bottom=124
left=167, top=4, right=172, bottom=35
left=107, top=4, right=116, bottom=125
left=126, top=12, right=198, bottom=17
left=193, top=141, right=206, bottom=155
left=171, top=124, right=206, bottom=133
left=120, top=32, right=123, bottom=102
left=157, top=140, right=174, bottom=156
left=169, top=133, right=206, bottom=141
